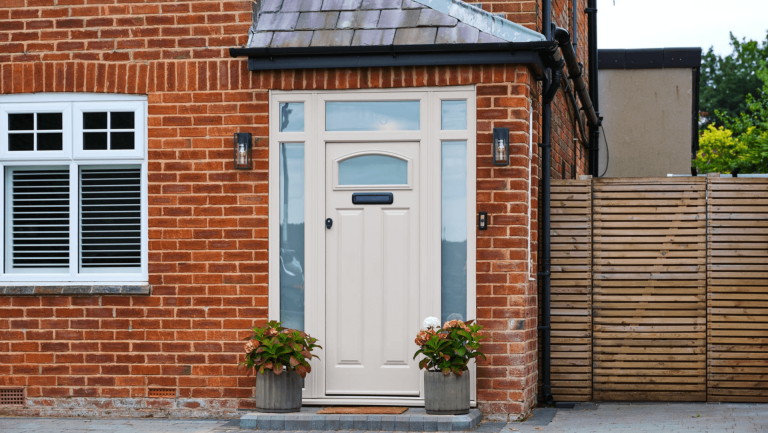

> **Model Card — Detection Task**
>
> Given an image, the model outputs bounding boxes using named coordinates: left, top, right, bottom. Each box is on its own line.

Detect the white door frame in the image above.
left=268, top=86, right=477, bottom=406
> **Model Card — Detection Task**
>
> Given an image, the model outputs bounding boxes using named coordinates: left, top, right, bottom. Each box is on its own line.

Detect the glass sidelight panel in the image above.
left=338, top=154, right=407, bottom=186
left=441, top=100, right=467, bottom=130
left=326, top=101, right=419, bottom=131
left=279, top=103, right=304, bottom=132
left=279, top=143, right=305, bottom=330
left=441, top=141, right=468, bottom=323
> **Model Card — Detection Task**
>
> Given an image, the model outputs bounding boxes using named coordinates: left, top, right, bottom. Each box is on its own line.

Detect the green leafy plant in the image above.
left=413, top=318, right=486, bottom=376
left=240, top=320, right=321, bottom=378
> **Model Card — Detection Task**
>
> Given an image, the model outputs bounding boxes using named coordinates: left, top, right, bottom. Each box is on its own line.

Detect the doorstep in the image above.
left=240, top=407, right=483, bottom=431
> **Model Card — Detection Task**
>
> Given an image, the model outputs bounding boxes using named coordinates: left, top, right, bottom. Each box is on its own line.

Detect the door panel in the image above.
left=325, top=142, right=420, bottom=396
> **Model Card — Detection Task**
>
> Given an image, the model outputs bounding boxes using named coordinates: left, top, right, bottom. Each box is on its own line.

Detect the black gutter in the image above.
left=229, top=42, right=555, bottom=74
left=586, top=0, right=600, bottom=177
left=537, top=0, right=556, bottom=407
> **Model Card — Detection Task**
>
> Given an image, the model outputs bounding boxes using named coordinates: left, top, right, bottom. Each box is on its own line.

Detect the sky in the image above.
left=598, top=0, right=768, bottom=56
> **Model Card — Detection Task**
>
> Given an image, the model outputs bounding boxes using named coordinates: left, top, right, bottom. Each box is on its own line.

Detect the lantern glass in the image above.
left=492, top=127, right=510, bottom=166
left=234, top=132, right=252, bottom=170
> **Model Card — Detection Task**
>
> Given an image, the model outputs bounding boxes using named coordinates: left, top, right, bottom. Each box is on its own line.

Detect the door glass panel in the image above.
left=441, top=100, right=467, bottom=130
left=279, top=143, right=305, bottom=331
left=279, top=103, right=304, bottom=132
left=338, top=155, right=407, bottom=186
left=326, top=101, right=419, bottom=131
left=441, top=141, right=467, bottom=323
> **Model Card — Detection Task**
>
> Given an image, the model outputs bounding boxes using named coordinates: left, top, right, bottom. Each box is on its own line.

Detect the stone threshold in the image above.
left=240, top=407, right=483, bottom=431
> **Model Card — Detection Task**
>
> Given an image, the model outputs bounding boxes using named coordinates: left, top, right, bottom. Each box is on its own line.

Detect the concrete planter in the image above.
left=255, top=370, right=302, bottom=413
left=424, top=370, right=470, bottom=415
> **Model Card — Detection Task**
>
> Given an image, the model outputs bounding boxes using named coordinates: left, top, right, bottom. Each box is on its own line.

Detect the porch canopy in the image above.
left=230, top=0, right=551, bottom=71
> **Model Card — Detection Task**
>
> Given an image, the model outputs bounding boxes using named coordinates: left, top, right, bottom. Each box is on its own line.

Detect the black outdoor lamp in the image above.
left=234, top=132, right=252, bottom=170
left=493, top=127, right=510, bottom=166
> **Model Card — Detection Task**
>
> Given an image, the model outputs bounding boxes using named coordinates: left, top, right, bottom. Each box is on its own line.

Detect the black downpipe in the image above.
left=539, top=72, right=559, bottom=407
left=586, top=0, right=600, bottom=176
left=538, top=0, right=556, bottom=407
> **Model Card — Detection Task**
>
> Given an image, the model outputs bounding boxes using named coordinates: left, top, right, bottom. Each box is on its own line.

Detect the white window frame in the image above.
left=269, top=86, right=477, bottom=406
left=0, top=93, right=148, bottom=284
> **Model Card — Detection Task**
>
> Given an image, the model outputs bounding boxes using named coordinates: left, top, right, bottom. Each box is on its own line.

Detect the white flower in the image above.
left=422, top=316, right=441, bottom=330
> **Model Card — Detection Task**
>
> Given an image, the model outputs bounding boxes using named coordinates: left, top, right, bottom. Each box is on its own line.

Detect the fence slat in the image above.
left=549, top=179, right=592, bottom=402
left=591, top=177, right=707, bottom=402
left=707, top=177, right=768, bottom=402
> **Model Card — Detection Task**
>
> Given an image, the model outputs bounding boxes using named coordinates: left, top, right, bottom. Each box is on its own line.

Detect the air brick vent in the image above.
left=148, top=388, right=176, bottom=398
left=0, top=388, right=25, bottom=406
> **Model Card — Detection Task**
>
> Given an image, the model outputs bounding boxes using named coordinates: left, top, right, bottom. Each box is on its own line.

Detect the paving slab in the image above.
left=502, top=402, right=768, bottom=433
left=1, top=403, right=766, bottom=433
left=241, top=407, right=482, bottom=431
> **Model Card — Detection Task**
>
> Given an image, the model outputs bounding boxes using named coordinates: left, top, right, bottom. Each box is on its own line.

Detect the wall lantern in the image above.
left=493, top=127, right=510, bottom=166
left=234, top=132, right=253, bottom=170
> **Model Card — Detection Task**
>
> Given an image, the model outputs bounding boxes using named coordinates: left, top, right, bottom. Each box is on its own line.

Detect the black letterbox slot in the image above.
left=352, top=193, right=394, bottom=205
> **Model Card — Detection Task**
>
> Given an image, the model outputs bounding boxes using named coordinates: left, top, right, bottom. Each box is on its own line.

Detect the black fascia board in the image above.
left=598, top=47, right=701, bottom=69
left=229, top=42, right=555, bottom=73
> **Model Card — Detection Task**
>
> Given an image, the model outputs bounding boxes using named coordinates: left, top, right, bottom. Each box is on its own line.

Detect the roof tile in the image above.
left=418, top=9, right=458, bottom=26
left=261, top=0, right=285, bottom=13
left=296, top=11, right=340, bottom=30
left=378, top=9, right=420, bottom=28
left=255, top=12, right=300, bottom=31
left=338, top=11, right=381, bottom=29
left=320, top=0, right=363, bottom=11
left=393, top=27, right=437, bottom=45
left=436, top=22, right=479, bottom=43
left=351, top=28, right=396, bottom=45
left=401, top=0, right=427, bottom=9
left=361, top=0, right=402, bottom=9
left=271, top=30, right=314, bottom=47
left=281, top=0, right=324, bottom=12
left=477, top=30, right=505, bottom=43
left=250, top=31, right=275, bottom=47
left=310, top=29, right=355, bottom=46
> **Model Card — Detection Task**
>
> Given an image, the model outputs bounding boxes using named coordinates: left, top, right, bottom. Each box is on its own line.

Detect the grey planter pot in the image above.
left=424, top=370, right=470, bottom=415
left=255, top=369, right=302, bottom=413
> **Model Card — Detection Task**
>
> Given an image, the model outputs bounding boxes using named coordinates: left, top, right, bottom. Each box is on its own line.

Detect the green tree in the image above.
left=694, top=124, right=746, bottom=173
left=699, top=32, right=768, bottom=127
left=695, top=67, right=768, bottom=173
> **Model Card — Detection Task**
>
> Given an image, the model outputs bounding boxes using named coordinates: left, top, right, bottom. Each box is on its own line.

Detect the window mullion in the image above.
left=69, top=162, right=78, bottom=280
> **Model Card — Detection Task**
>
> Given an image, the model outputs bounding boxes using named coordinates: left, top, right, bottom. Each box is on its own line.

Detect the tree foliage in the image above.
left=695, top=68, right=768, bottom=174
left=699, top=32, right=768, bottom=127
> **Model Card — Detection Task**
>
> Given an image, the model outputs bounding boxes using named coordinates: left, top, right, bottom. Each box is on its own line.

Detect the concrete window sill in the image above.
left=0, top=285, right=151, bottom=296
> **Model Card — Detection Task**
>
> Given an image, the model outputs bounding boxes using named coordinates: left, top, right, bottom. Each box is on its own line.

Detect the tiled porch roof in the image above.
left=246, top=0, right=545, bottom=49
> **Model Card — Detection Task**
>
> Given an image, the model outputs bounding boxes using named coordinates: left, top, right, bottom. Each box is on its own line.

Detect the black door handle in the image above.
left=325, top=218, right=333, bottom=229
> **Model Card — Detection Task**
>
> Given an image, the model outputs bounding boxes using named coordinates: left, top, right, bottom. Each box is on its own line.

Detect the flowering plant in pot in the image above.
left=413, top=317, right=485, bottom=414
left=241, top=320, right=321, bottom=413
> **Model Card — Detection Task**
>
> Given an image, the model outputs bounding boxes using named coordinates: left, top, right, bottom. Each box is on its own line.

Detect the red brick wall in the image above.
left=0, top=0, right=589, bottom=420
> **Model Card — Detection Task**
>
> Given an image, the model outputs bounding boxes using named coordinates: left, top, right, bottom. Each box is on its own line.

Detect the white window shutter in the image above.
left=79, top=167, right=142, bottom=269
left=7, top=168, right=71, bottom=270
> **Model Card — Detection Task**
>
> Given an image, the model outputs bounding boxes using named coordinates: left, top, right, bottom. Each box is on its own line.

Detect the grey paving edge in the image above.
left=0, top=285, right=151, bottom=296
left=241, top=408, right=482, bottom=431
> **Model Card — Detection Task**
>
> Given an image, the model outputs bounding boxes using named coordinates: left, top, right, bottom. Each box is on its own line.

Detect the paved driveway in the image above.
left=1, top=403, right=766, bottom=433
left=506, top=402, right=768, bottom=433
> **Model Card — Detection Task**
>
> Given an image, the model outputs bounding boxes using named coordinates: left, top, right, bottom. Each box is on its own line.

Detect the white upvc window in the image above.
left=0, top=93, right=148, bottom=284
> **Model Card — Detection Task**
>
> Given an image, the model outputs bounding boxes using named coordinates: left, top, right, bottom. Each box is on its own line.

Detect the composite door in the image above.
left=324, top=142, right=421, bottom=396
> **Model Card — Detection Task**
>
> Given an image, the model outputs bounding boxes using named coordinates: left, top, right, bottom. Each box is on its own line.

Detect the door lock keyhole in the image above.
left=325, top=218, right=333, bottom=229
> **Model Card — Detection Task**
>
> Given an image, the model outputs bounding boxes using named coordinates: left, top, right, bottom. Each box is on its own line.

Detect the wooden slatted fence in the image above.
left=591, top=177, right=707, bottom=402
left=549, top=179, right=592, bottom=401
left=707, top=177, right=768, bottom=402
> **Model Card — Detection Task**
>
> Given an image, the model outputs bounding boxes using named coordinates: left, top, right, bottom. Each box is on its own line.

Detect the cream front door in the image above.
left=325, top=142, right=421, bottom=396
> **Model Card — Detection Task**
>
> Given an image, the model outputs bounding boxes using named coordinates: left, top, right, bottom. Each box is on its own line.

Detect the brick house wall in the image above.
left=0, top=0, right=589, bottom=420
